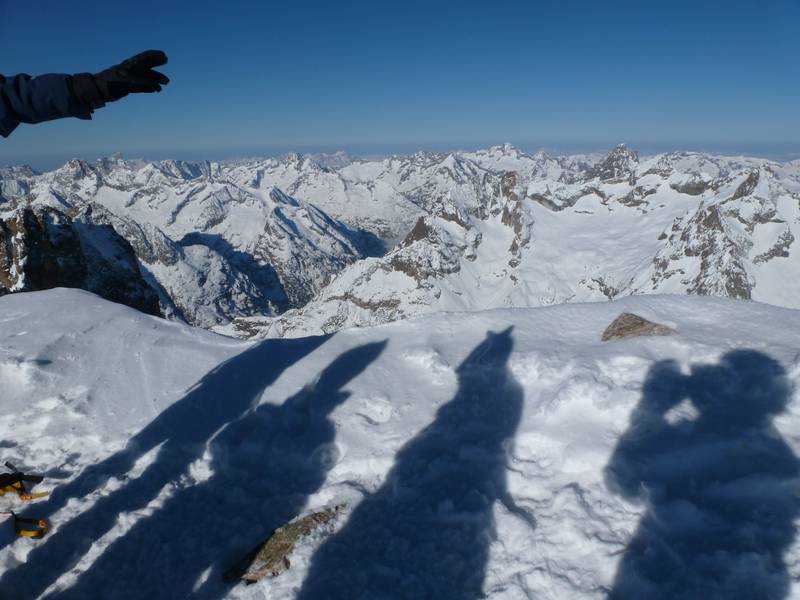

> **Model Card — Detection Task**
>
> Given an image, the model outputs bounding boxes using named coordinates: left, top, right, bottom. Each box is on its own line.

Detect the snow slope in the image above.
left=1, top=289, right=800, bottom=599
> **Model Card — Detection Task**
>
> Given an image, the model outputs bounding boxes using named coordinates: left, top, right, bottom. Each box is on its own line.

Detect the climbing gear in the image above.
left=1, top=511, right=49, bottom=539
left=0, top=462, right=49, bottom=501
left=0, top=462, right=50, bottom=539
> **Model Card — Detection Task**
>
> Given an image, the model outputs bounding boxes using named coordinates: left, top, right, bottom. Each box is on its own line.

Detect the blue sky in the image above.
left=1, top=0, right=798, bottom=169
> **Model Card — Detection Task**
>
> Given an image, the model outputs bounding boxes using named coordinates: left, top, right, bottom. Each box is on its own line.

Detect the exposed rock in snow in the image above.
left=601, top=312, right=675, bottom=341
left=227, top=504, right=346, bottom=583
left=0, top=159, right=384, bottom=327
left=215, top=147, right=800, bottom=338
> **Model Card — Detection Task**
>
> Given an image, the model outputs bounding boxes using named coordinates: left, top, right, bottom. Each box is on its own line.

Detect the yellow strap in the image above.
left=3, top=512, right=49, bottom=539
left=15, top=517, right=49, bottom=539
left=0, top=482, right=23, bottom=494
left=1, top=482, right=48, bottom=500
left=18, top=491, right=49, bottom=501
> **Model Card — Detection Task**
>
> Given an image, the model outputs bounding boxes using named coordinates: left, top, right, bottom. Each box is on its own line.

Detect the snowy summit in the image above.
left=1, top=289, right=800, bottom=599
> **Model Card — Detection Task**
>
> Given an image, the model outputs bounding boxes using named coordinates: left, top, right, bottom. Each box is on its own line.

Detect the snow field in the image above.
left=0, top=289, right=799, bottom=598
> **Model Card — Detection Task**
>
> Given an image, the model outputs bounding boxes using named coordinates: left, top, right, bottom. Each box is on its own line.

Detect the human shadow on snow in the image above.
left=0, top=333, right=331, bottom=598
left=605, top=350, right=800, bottom=600
left=296, top=327, right=535, bottom=600
left=44, top=339, right=386, bottom=600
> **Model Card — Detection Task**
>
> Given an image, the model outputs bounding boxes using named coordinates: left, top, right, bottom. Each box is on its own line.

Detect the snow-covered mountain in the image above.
left=222, top=145, right=800, bottom=338
left=2, top=288, right=800, bottom=598
left=0, top=156, right=384, bottom=327
left=2, top=145, right=800, bottom=336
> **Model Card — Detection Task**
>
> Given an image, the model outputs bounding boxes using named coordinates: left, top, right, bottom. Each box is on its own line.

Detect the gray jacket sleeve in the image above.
left=0, top=73, right=93, bottom=138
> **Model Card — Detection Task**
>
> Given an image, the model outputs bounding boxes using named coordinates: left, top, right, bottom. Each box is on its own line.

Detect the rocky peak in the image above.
left=485, top=143, right=525, bottom=158
left=58, top=159, right=97, bottom=181
left=0, top=164, right=38, bottom=179
left=94, top=153, right=128, bottom=172
left=153, top=159, right=208, bottom=181
left=731, top=169, right=761, bottom=200
left=589, top=144, right=639, bottom=182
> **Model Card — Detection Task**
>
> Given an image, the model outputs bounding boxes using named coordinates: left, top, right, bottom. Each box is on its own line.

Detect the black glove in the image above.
left=70, top=50, right=169, bottom=110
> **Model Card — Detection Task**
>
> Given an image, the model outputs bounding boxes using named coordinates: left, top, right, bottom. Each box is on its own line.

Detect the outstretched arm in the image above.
left=0, top=50, right=169, bottom=138
left=0, top=73, right=91, bottom=137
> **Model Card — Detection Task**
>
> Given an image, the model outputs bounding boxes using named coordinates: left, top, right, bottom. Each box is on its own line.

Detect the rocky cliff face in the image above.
left=0, top=205, right=160, bottom=315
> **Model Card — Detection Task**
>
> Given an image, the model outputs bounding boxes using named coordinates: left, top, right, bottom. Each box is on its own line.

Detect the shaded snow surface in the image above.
left=1, top=289, right=800, bottom=599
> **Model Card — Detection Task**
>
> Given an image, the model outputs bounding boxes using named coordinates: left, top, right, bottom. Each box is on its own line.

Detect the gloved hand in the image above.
left=70, top=50, right=169, bottom=110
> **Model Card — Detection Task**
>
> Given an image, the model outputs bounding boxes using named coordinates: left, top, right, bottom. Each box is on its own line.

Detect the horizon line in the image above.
left=2, top=141, right=800, bottom=172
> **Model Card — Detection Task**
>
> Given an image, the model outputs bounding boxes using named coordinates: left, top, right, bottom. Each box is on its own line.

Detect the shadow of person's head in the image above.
left=317, top=341, right=387, bottom=391
left=689, top=350, right=791, bottom=428
left=640, top=359, right=688, bottom=414
left=275, top=340, right=388, bottom=436
left=456, top=326, right=514, bottom=375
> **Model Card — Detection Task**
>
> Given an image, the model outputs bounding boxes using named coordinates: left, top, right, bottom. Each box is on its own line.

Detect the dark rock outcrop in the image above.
left=0, top=206, right=160, bottom=315
left=588, top=144, right=639, bottom=182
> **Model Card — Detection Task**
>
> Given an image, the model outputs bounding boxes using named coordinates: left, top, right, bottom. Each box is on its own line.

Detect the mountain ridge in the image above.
left=1, top=144, right=798, bottom=337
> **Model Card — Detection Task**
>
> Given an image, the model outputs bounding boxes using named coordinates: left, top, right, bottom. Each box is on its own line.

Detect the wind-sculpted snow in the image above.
left=2, top=289, right=800, bottom=598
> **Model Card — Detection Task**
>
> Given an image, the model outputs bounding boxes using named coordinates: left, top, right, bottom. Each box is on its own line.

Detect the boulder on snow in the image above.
left=601, top=313, right=674, bottom=342
left=225, top=504, right=345, bottom=584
